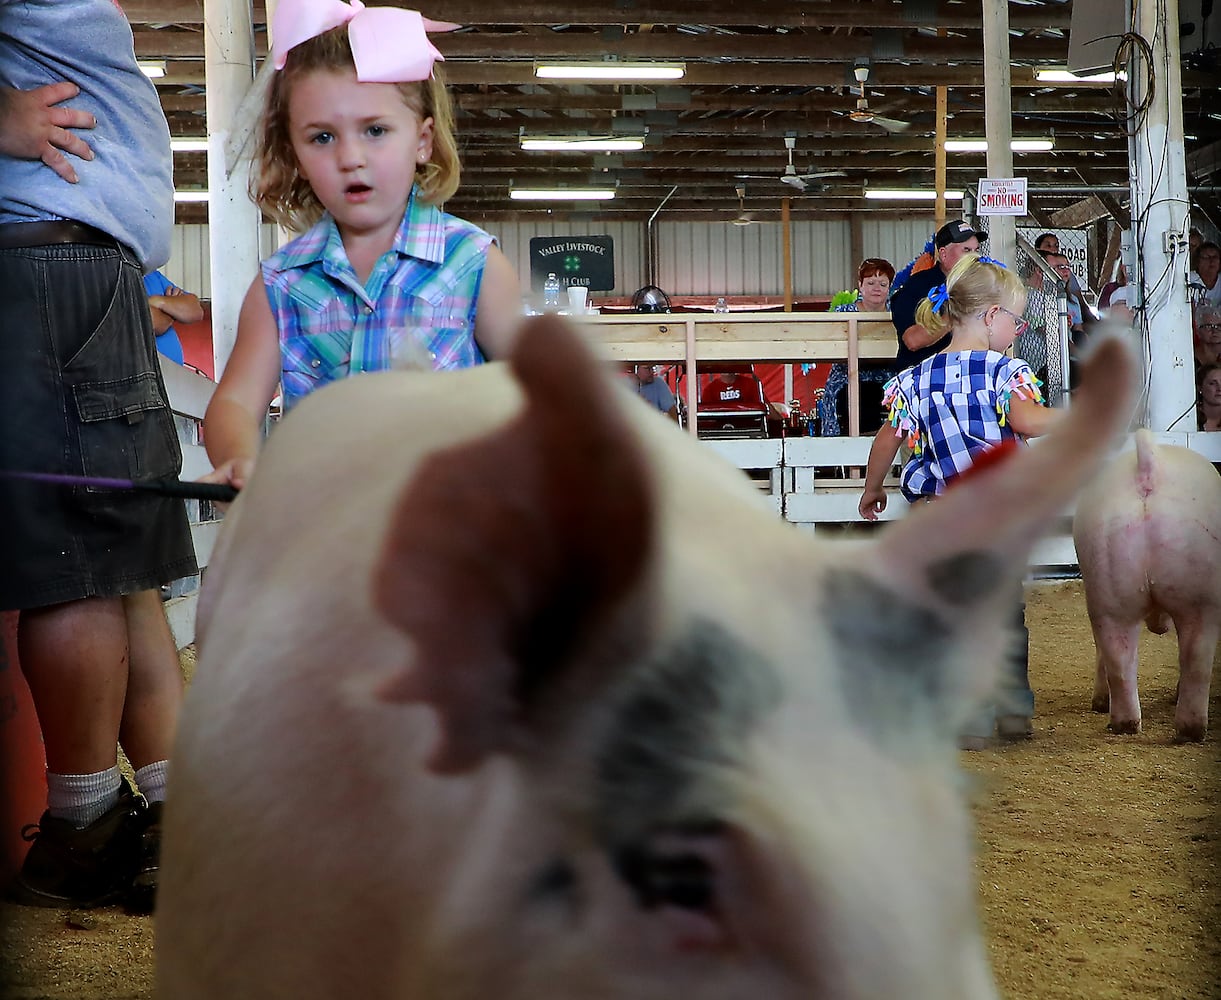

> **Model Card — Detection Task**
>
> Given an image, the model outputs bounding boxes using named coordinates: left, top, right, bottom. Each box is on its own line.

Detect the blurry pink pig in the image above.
left=1073, top=430, right=1221, bottom=740
left=156, top=317, right=1132, bottom=1000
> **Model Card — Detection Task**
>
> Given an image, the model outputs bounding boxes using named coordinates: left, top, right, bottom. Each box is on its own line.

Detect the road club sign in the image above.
left=976, top=177, right=1028, bottom=216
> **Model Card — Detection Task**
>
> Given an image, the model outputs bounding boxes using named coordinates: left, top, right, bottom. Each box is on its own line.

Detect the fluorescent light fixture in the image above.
left=535, top=61, right=685, bottom=82
left=864, top=189, right=965, bottom=201
left=139, top=61, right=166, bottom=79
left=173, top=191, right=209, bottom=203
left=520, top=136, right=645, bottom=152
left=170, top=138, right=210, bottom=152
left=509, top=187, right=616, bottom=201
left=944, top=138, right=1055, bottom=152
left=1035, top=68, right=1120, bottom=83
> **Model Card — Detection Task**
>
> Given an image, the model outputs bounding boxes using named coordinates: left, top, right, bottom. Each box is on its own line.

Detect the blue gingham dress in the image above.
left=882, top=350, right=1044, bottom=501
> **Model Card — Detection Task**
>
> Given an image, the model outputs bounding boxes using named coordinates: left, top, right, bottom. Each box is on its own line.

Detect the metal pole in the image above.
left=204, top=0, right=264, bottom=381
left=981, top=0, right=1016, bottom=264
left=1128, top=0, right=1195, bottom=432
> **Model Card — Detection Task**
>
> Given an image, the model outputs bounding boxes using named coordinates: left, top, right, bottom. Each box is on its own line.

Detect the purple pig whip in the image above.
left=0, top=469, right=239, bottom=503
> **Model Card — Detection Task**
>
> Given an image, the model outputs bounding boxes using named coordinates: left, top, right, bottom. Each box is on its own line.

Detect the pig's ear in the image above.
left=372, top=315, right=654, bottom=773
left=838, top=335, right=1134, bottom=720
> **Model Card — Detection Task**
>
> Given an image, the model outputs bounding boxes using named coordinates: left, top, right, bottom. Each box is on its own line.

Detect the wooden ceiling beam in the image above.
left=430, top=31, right=1070, bottom=64
left=123, top=1, right=1070, bottom=31
left=447, top=91, right=1115, bottom=116
left=1073, top=167, right=1132, bottom=228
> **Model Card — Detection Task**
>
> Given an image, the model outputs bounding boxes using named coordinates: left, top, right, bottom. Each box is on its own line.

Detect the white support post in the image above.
left=1128, top=0, right=1196, bottom=432
left=204, top=0, right=264, bottom=381
left=981, top=0, right=1016, bottom=264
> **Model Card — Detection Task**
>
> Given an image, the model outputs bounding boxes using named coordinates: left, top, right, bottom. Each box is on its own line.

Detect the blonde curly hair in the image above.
left=251, top=27, right=460, bottom=232
left=915, top=252, right=1027, bottom=341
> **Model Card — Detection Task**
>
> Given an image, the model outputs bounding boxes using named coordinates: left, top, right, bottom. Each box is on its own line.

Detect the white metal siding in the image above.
left=164, top=216, right=938, bottom=302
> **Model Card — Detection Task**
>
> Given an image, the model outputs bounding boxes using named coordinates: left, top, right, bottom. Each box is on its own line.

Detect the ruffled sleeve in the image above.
left=882, top=373, right=921, bottom=453
left=995, top=358, right=1044, bottom=428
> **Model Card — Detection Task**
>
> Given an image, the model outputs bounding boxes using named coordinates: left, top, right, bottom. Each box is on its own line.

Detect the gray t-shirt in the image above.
left=0, top=0, right=173, bottom=270
left=635, top=377, right=676, bottom=413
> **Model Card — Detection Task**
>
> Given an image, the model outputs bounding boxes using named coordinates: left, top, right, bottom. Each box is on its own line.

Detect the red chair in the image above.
left=691, top=364, right=770, bottom=438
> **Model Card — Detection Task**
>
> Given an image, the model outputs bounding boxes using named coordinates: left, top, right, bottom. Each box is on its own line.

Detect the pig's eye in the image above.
left=613, top=844, right=716, bottom=912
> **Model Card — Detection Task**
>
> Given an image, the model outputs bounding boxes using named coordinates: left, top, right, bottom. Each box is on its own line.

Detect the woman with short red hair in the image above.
left=819, top=257, right=896, bottom=436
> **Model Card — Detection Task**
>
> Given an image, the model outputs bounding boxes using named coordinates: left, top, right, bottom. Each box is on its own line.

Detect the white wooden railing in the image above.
left=707, top=429, right=1221, bottom=576
left=160, top=359, right=222, bottom=649
left=158, top=330, right=1221, bottom=644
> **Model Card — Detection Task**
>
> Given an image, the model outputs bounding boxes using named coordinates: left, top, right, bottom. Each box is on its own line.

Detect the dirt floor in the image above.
left=1, top=580, right=1219, bottom=999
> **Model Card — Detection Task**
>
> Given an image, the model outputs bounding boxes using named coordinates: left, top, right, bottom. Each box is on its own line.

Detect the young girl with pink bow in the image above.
left=204, top=0, right=523, bottom=489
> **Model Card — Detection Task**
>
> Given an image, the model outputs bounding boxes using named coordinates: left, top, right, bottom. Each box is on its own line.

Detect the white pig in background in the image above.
left=1073, top=430, right=1221, bottom=741
left=157, top=317, right=1132, bottom=1000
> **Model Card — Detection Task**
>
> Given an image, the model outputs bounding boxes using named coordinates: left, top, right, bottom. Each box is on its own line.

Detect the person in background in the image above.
left=819, top=257, right=895, bottom=436
left=144, top=269, right=203, bottom=366
left=1098, top=261, right=1128, bottom=308
left=859, top=252, right=1051, bottom=748
left=631, top=364, right=680, bottom=422
left=1041, top=251, right=1086, bottom=338
left=202, top=0, right=523, bottom=491
left=1033, top=232, right=1060, bottom=255
left=1194, top=303, right=1221, bottom=369
left=890, top=219, right=985, bottom=372
left=1034, top=232, right=1087, bottom=299
left=0, top=0, right=197, bottom=913
left=1198, top=363, right=1221, bottom=431
left=1189, top=241, right=1221, bottom=308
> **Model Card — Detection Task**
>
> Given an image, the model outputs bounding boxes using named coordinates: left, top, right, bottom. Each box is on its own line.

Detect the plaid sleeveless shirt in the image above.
left=263, top=189, right=496, bottom=410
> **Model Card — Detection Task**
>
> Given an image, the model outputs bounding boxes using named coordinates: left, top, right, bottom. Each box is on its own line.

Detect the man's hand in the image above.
left=0, top=83, right=96, bottom=183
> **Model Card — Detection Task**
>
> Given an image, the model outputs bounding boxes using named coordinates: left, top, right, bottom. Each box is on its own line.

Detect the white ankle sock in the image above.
left=46, top=766, right=122, bottom=828
left=134, top=760, right=169, bottom=805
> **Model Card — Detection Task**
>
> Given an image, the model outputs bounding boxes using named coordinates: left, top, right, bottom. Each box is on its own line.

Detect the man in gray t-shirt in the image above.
left=633, top=364, right=680, bottom=422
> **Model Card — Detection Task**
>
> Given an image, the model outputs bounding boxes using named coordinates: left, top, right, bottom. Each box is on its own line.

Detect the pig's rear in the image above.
left=1073, top=430, right=1221, bottom=738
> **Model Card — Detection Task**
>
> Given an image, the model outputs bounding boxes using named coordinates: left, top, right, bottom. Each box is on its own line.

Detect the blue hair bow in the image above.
left=976, top=254, right=1007, bottom=268
left=927, top=283, right=950, bottom=313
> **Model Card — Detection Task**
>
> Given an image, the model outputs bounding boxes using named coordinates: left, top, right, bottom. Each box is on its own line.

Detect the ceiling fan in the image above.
left=735, top=135, right=846, bottom=192
left=846, top=64, right=913, bottom=133
left=731, top=185, right=754, bottom=226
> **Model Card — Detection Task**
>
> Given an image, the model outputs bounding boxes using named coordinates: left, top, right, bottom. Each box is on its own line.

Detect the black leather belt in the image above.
left=0, top=220, right=118, bottom=250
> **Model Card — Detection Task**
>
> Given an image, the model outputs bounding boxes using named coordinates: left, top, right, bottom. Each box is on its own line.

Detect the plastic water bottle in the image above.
left=542, top=272, right=561, bottom=311
left=713, top=296, right=729, bottom=314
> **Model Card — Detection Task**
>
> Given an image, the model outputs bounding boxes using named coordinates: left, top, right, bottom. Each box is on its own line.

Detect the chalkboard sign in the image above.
left=529, top=236, right=615, bottom=292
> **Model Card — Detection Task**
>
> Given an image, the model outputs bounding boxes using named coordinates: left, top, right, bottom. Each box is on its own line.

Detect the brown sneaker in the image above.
left=6, top=779, right=146, bottom=909
left=124, top=800, right=162, bottom=915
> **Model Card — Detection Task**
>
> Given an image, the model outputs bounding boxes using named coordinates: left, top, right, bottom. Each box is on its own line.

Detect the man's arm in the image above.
left=149, top=285, right=205, bottom=333
left=901, top=323, right=940, bottom=351
left=0, top=82, right=96, bottom=183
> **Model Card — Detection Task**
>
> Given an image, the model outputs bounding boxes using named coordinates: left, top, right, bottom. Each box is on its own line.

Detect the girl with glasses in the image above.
left=857, top=251, right=1056, bottom=747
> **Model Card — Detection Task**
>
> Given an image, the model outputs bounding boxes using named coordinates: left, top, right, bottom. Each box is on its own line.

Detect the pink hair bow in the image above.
left=271, top=0, right=458, bottom=82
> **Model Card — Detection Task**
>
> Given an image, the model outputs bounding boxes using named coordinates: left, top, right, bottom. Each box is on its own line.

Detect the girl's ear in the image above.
left=416, top=116, right=435, bottom=166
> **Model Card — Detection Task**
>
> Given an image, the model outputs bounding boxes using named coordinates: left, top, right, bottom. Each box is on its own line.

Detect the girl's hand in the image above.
left=859, top=486, right=888, bottom=521
left=200, top=457, right=256, bottom=494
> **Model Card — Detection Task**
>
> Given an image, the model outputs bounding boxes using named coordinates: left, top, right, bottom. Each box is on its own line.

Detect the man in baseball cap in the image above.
left=892, top=220, right=988, bottom=369
left=934, top=219, right=988, bottom=250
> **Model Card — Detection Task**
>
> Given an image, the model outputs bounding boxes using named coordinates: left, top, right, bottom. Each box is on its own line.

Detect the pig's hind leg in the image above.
left=1170, top=613, right=1218, bottom=742
left=1090, top=616, right=1143, bottom=734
